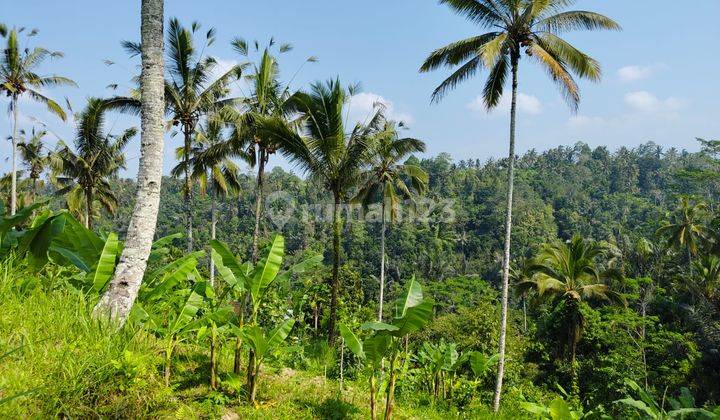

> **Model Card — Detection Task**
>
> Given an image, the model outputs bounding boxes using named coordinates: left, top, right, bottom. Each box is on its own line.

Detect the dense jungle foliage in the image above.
left=3, top=140, right=719, bottom=418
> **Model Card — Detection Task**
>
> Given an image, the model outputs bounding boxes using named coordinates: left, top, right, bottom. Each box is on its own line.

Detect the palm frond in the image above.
left=536, top=10, right=621, bottom=33
left=420, top=33, right=500, bottom=72
left=430, top=57, right=483, bottom=104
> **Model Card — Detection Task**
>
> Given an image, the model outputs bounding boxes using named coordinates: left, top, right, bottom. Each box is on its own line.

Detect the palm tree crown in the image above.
left=356, top=120, right=428, bottom=219
left=55, top=98, right=136, bottom=228
left=172, top=116, right=244, bottom=199
left=657, top=197, right=713, bottom=260
left=1, top=27, right=76, bottom=117
left=17, top=128, right=52, bottom=183
left=284, top=79, right=382, bottom=198
left=420, top=0, right=620, bottom=108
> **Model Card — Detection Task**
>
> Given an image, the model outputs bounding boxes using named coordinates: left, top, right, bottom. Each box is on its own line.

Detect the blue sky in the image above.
left=3, top=0, right=719, bottom=177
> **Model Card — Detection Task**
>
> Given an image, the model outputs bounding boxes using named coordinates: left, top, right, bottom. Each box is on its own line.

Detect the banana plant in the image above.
left=196, top=302, right=235, bottom=390
left=340, top=278, right=433, bottom=420
left=210, top=239, right=252, bottom=375
left=415, top=340, right=458, bottom=398
left=135, top=278, right=211, bottom=386
left=241, top=318, right=295, bottom=404
left=211, top=234, right=321, bottom=403
left=0, top=201, right=46, bottom=258
left=520, top=397, right=587, bottom=420
left=467, top=351, right=499, bottom=378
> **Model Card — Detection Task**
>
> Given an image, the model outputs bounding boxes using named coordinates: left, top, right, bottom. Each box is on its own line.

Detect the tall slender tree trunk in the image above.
left=10, top=95, right=18, bottom=215
left=251, top=147, right=266, bottom=263
left=492, top=52, right=519, bottom=412
left=93, top=0, right=165, bottom=325
left=570, top=330, right=579, bottom=395
left=183, top=127, right=194, bottom=252
left=522, top=296, right=527, bottom=333
left=328, top=193, right=341, bottom=344
left=378, top=194, right=387, bottom=321
left=85, top=189, right=93, bottom=230
left=210, top=192, right=217, bottom=286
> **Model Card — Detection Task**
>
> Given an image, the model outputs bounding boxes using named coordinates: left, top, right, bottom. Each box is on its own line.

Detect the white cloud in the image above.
left=567, top=115, right=606, bottom=129
left=347, top=92, right=413, bottom=125
left=624, top=91, right=686, bottom=114
left=467, top=92, right=543, bottom=116
left=617, top=64, right=667, bottom=82
left=618, top=65, right=653, bottom=82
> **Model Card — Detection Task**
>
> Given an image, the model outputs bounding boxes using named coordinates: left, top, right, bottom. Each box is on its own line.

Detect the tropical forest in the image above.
left=1, top=0, right=719, bottom=418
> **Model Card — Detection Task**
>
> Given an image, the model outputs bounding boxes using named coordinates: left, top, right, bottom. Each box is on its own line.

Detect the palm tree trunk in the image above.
left=183, top=127, right=194, bottom=252
left=85, top=189, right=93, bottom=230
left=378, top=194, right=387, bottom=321
left=492, top=52, right=519, bottom=412
left=570, top=333, right=578, bottom=395
left=522, top=296, right=527, bottom=333
left=328, top=193, right=341, bottom=344
left=93, top=0, right=165, bottom=326
left=251, top=147, right=266, bottom=263
left=210, top=191, right=217, bottom=286
left=10, top=95, right=18, bottom=215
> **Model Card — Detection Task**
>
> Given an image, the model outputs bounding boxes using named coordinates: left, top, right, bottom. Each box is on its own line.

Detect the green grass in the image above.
left=0, top=262, right=529, bottom=419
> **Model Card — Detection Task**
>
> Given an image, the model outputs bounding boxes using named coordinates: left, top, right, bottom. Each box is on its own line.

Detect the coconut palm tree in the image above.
left=17, top=127, right=56, bottom=201
left=55, top=98, right=136, bottom=229
left=355, top=120, right=427, bottom=321
left=229, top=38, right=315, bottom=262
left=123, top=18, right=243, bottom=252
left=518, top=235, right=624, bottom=391
left=258, top=79, right=383, bottom=343
left=1, top=27, right=76, bottom=215
left=94, top=0, right=165, bottom=326
left=419, top=0, right=620, bottom=409
left=657, top=197, right=713, bottom=269
left=172, top=115, right=244, bottom=284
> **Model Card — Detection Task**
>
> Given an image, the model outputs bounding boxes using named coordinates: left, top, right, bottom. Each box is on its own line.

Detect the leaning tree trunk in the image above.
left=327, top=193, right=342, bottom=344
left=10, top=95, right=18, bottom=215
left=492, top=52, right=519, bottom=412
left=378, top=193, right=387, bottom=321
left=93, top=0, right=165, bottom=326
left=251, top=147, right=266, bottom=263
left=183, top=126, right=194, bottom=252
